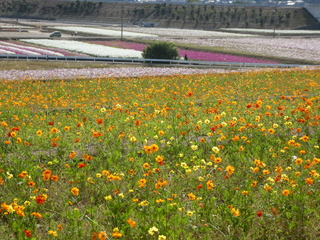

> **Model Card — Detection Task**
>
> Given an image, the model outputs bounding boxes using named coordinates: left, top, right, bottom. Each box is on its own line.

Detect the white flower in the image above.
left=148, top=226, right=159, bottom=235
left=21, top=39, right=142, bottom=58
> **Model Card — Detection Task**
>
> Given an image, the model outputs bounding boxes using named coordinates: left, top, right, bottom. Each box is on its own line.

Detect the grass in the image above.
left=0, top=68, right=319, bottom=239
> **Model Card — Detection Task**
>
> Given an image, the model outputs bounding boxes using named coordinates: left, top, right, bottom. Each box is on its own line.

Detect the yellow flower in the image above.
left=186, top=211, right=194, bottom=216
left=191, top=145, right=198, bottom=151
left=104, top=195, right=112, bottom=201
left=138, top=200, right=149, bottom=207
left=48, top=230, right=58, bottom=237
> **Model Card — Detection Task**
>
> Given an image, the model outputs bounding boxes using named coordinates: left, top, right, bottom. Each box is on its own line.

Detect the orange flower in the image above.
left=51, top=127, right=59, bottom=133
left=295, top=158, right=303, bottom=165
left=134, top=120, right=142, bottom=126
left=127, top=218, right=136, bottom=228
left=305, top=178, right=314, bottom=185
left=92, top=131, right=103, bottom=138
left=155, top=155, right=165, bottom=165
left=69, top=151, right=76, bottom=159
left=51, top=175, right=59, bottom=182
left=138, top=178, right=147, bottom=188
left=268, top=128, right=275, bottom=134
left=142, top=163, right=150, bottom=169
left=35, top=130, right=43, bottom=136
left=8, top=131, right=17, bottom=137
left=64, top=126, right=70, bottom=131
left=300, top=135, right=309, bottom=142
left=187, top=192, right=196, bottom=201
left=226, top=165, right=235, bottom=175
left=231, top=207, right=240, bottom=217
left=186, top=91, right=193, bottom=97
left=206, top=180, right=214, bottom=190
left=282, top=189, right=290, bottom=196
left=96, top=118, right=103, bottom=125
left=31, top=212, right=42, bottom=218
left=71, top=187, right=80, bottom=196
left=83, top=154, right=94, bottom=161
left=42, top=169, right=52, bottom=181
left=18, top=171, right=28, bottom=178
left=98, top=231, right=107, bottom=240
left=112, top=232, right=123, bottom=238
left=27, top=181, right=36, bottom=187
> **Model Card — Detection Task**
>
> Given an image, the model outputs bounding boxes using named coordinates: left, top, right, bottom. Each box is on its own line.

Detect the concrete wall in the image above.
left=304, top=4, right=320, bottom=22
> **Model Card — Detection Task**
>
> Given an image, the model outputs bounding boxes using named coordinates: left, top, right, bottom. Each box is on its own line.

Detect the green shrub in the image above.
left=142, top=41, right=180, bottom=60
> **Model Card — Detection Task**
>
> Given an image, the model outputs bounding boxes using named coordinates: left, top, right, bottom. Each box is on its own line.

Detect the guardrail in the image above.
left=0, top=54, right=305, bottom=69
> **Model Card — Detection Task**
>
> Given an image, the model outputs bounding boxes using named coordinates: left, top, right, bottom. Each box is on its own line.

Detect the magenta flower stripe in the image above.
left=88, top=41, right=276, bottom=63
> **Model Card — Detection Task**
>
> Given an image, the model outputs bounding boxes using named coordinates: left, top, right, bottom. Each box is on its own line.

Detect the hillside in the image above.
left=0, top=0, right=318, bottom=30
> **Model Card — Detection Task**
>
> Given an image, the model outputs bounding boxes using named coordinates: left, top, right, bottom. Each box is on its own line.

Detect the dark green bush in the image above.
left=142, top=41, right=179, bottom=60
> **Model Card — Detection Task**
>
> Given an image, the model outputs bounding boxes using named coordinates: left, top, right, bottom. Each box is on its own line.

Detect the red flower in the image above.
left=256, top=211, right=263, bottom=217
left=78, top=163, right=87, bottom=168
left=48, top=122, right=54, bottom=125
left=35, top=195, right=46, bottom=205
left=24, top=229, right=32, bottom=238
left=211, top=126, right=218, bottom=132
left=96, top=118, right=103, bottom=125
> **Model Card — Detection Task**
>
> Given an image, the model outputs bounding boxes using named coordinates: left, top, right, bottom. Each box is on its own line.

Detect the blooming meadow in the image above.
left=21, top=39, right=143, bottom=58
left=0, top=68, right=319, bottom=239
left=0, top=67, right=235, bottom=81
left=88, top=41, right=276, bottom=63
left=0, top=41, right=89, bottom=57
left=161, top=37, right=320, bottom=63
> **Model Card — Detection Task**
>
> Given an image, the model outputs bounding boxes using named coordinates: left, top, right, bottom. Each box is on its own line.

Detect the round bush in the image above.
left=142, top=41, right=180, bottom=60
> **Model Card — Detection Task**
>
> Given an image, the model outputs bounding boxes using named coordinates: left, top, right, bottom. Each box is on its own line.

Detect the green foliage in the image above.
left=142, top=41, right=179, bottom=60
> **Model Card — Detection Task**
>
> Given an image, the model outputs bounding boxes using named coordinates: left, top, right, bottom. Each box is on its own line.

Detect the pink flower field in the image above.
left=89, top=41, right=276, bottom=63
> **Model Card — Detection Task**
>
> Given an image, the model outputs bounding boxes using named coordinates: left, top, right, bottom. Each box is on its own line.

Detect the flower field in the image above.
left=162, top=37, right=320, bottom=63
left=89, top=41, right=276, bottom=63
left=0, top=67, right=234, bottom=81
left=0, top=41, right=88, bottom=57
left=0, top=68, right=319, bottom=239
left=21, top=40, right=142, bottom=58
